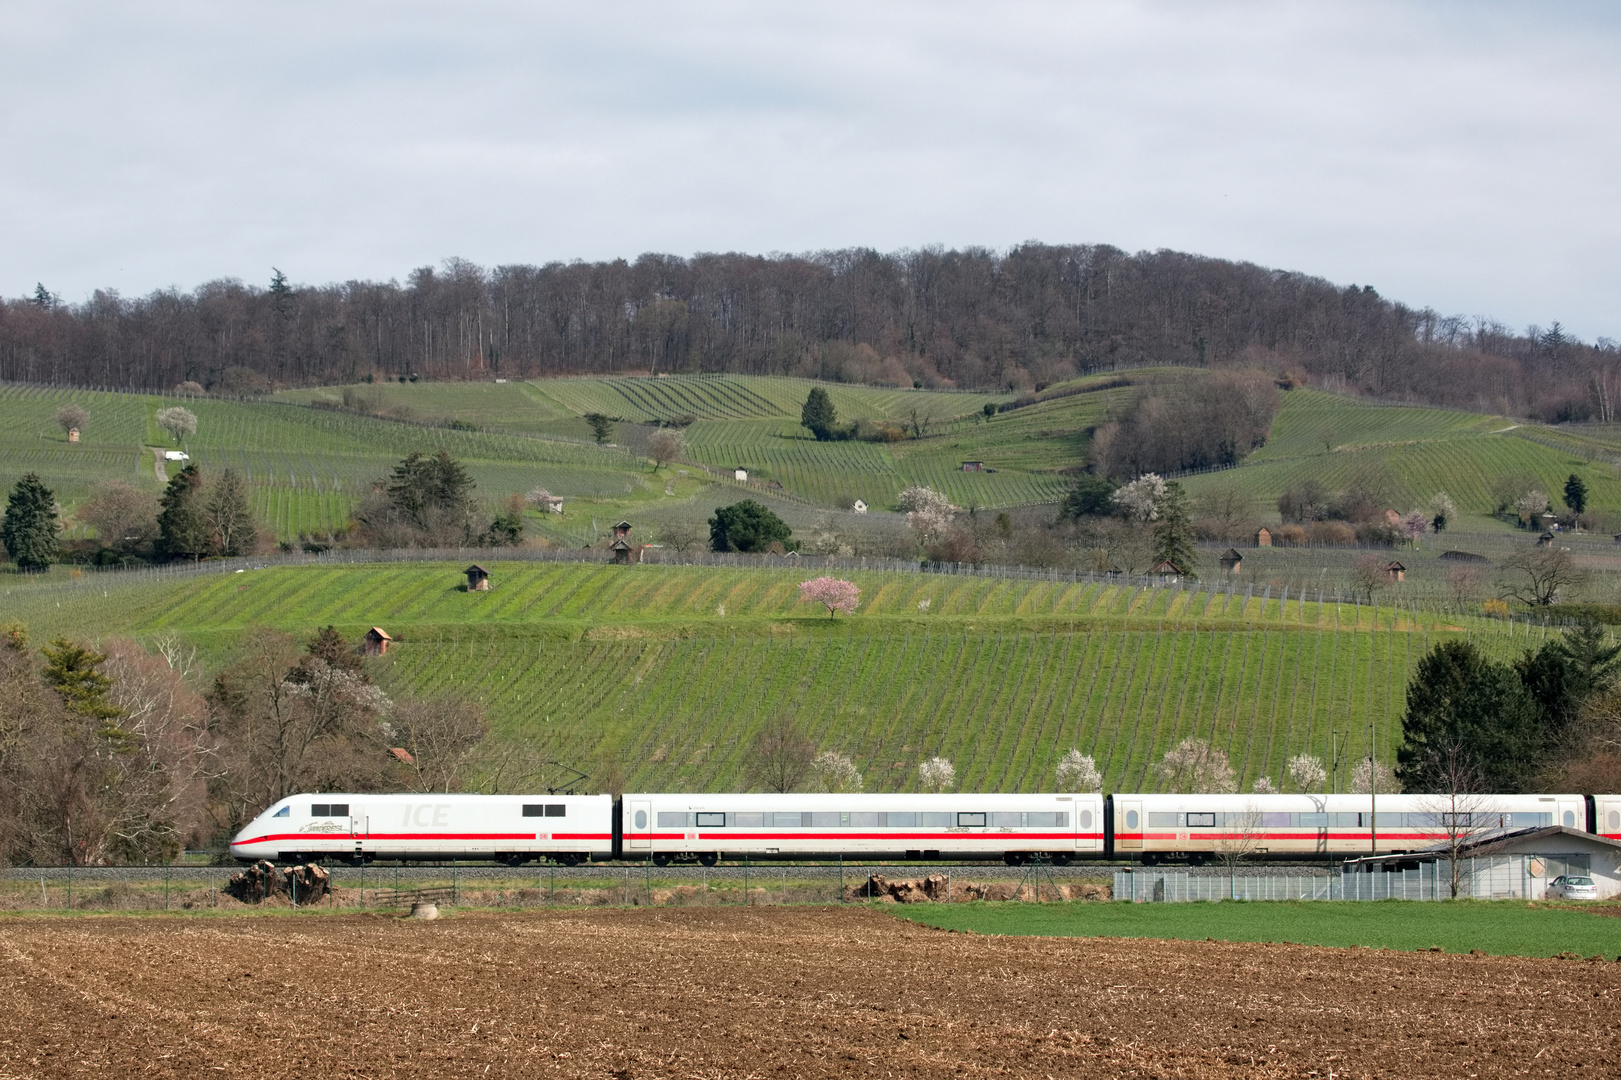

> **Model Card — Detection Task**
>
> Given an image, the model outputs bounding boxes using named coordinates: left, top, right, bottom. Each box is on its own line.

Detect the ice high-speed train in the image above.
left=229, top=790, right=1621, bottom=866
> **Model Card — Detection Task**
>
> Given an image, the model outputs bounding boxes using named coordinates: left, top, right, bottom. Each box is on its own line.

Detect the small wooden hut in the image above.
left=1149, top=560, right=1185, bottom=583
left=1255, top=526, right=1272, bottom=547
left=66, top=428, right=80, bottom=443
left=610, top=521, right=640, bottom=564
left=464, top=564, right=491, bottom=591
left=1218, top=548, right=1243, bottom=573
left=364, top=627, right=393, bottom=656
left=1384, top=561, right=1406, bottom=582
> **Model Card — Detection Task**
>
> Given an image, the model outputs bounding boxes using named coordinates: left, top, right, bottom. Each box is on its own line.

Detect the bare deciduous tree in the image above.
left=1499, top=545, right=1587, bottom=606
left=386, top=697, right=489, bottom=793
left=745, top=718, right=814, bottom=792
left=54, top=404, right=89, bottom=435
left=1413, top=744, right=1500, bottom=898
left=1347, top=553, right=1388, bottom=604
left=647, top=428, right=685, bottom=472
left=656, top=518, right=706, bottom=552
left=77, top=481, right=159, bottom=555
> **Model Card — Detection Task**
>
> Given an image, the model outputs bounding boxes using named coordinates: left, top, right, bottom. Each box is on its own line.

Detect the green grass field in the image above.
left=896, top=900, right=1621, bottom=958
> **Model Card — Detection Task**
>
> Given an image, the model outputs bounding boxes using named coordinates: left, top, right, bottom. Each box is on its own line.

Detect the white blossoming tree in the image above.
left=1286, top=753, right=1328, bottom=792
left=917, top=756, right=956, bottom=792
left=1054, top=749, right=1102, bottom=792
left=1110, top=473, right=1167, bottom=522
left=812, top=750, right=862, bottom=792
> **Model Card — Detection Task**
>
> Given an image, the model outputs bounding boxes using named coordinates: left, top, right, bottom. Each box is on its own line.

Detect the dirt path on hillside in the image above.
left=148, top=447, right=167, bottom=482
left=0, top=907, right=1615, bottom=1079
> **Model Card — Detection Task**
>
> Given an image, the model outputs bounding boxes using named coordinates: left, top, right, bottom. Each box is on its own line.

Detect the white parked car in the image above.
left=163, top=450, right=190, bottom=461
left=1546, top=875, right=1599, bottom=901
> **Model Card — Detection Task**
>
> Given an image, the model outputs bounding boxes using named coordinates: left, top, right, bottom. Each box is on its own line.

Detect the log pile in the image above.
left=843, top=873, right=1110, bottom=903
left=225, top=860, right=331, bottom=905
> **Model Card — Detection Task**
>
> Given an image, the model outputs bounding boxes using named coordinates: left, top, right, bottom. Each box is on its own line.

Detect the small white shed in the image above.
left=852, top=499, right=868, bottom=514
left=734, top=467, right=748, bottom=482
left=1347, top=826, right=1621, bottom=900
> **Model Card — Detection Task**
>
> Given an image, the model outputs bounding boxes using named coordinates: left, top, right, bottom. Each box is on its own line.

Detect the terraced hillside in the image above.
left=1180, top=389, right=1621, bottom=530
left=2, top=557, right=1554, bottom=796
left=0, top=384, right=658, bottom=542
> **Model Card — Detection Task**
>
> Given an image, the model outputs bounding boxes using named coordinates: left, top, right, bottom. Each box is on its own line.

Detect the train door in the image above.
left=627, top=800, right=653, bottom=850
left=351, top=808, right=368, bottom=858
left=1074, top=799, right=1098, bottom=851
left=1117, top=799, right=1143, bottom=851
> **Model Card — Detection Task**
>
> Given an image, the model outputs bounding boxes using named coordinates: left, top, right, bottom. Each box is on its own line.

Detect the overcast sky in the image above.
left=4, top=2, right=1617, bottom=339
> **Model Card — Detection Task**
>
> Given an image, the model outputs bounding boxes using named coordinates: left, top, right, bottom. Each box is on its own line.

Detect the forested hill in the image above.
left=3, top=244, right=1614, bottom=421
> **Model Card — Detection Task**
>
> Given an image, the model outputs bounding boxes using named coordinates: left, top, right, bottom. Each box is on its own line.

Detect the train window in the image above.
left=696, top=812, right=726, bottom=827
left=1079, top=809, right=1093, bottom=829
left=545, top=805, right=566, bottom=817
left=1028, top=812, right=1066, bottom=827
left=1147, top=813, right=1177, bottom=827
left=733, top=812, right=764, bottom=827
left=810, top=812, right=840, bottom=827
left=958, top=812, right=987, bottom=827
left=921, top=813, right=952, bottom=827
left=1186, top=813, right=1216, bottom=828
left=633, top=810, right=647, bottom=829
left=991, top=813, right=1022, bottom=827
left=886, top=812, right=916, bottom=827
left=1563, top=810, right=1576, bottom=828
left=311, top=804, right=329, bottom=816
left=849, top=812, right=880, bottom=827
left=1610, top=810, right=1620, bottom=830
left=771, top=813, right=801, bottom=827
left=1442, top=813, right=1473, bottom=828
left=1125, top=810, right=1139, bottom=830
left=331, top=804, right=348, bottom=817
left=1299, top=813, right=1327, bottom=827
left=1261, top=813, right=1290, bottom=827
left=523, top=805, right=544, bottom=817
left=272, top=806, right=289, bottom=818
left=657, top=812, right=688, bottom=827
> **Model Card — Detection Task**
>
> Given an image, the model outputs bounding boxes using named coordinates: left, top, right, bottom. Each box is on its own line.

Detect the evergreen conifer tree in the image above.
left=1150, top=481, right=1198, bottom=577
left=1564, top=473, right=1588, bottom=515
left=800, top=387, right=838, bottom=441
left=157, top=464, right=214, bottom=560
left=1, top=472, right=60, bottom=571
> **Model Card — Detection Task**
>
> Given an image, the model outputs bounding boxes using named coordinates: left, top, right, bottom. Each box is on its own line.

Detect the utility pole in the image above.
left=1367, top=723, right=1378, bottom=855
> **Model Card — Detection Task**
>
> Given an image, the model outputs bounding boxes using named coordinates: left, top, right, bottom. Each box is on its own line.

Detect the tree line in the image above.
left=5, top=246, right=1617, bottom=421
left=0, top=622, right=498, bottom=865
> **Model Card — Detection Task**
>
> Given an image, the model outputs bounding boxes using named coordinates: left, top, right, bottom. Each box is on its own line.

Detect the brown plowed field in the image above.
left=1, top=907, right=1617, bottom=1078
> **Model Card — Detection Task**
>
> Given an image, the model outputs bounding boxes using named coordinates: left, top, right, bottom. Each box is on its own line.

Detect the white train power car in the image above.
left=228, top=792, right=614, bottom=865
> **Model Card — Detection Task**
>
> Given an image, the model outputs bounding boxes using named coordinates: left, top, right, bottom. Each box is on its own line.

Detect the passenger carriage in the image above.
left=228, top=793, right=615, bottom=865
left=621, top=792, right=1105, bottom=865
left=1107, top=792, right=1590, bottom=863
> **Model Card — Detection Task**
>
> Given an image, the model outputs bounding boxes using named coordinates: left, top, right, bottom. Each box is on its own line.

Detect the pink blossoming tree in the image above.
left=798, top=576, right=860, bottom=617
